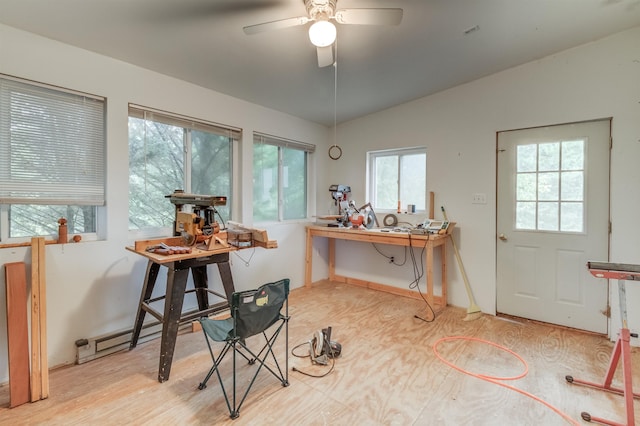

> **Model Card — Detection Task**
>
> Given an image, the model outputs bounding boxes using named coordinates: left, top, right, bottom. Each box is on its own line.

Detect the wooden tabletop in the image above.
left=126, top=236, right=235, bottom=264
left=306, top=225, right=449, bottom=246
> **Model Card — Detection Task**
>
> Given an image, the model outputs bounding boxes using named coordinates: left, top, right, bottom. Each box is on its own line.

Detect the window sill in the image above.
left=0, top=235, right=98, bottom=249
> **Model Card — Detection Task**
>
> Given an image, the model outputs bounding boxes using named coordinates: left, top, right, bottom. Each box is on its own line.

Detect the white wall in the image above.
left=0, top=24, right=330, bottom=383
left=321, top=26, right=640, bottom=340
left=1, top=23, right=639, bottom=385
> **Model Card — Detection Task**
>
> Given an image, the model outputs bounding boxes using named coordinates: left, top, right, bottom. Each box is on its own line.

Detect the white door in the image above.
left=496, top=119, right=610, bottom=333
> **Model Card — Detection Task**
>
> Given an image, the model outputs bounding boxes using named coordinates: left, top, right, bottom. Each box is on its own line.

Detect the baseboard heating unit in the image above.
left=75, top=309, right=201, bottom=364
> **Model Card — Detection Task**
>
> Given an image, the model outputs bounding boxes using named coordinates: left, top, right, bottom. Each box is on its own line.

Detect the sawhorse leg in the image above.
left=216, top=258, right=235, bottom=304
left=130, top=261, right=160, bottom=349
left=566, top=328, right=639, bottom=425
left=158, top=264, right=190, bottom=382
left=566, top=279, right=639, bottom=426
left=192, top=265, right=209, bottom=311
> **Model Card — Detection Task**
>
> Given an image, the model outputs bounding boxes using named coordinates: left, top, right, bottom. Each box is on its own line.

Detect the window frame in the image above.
left=252, top=132, right=315, bottom=223
left=128, top=104, right=240, bottom=238
left=0, top=74, right=106, bottom=242
left=367, top=146, right=428, bottom=213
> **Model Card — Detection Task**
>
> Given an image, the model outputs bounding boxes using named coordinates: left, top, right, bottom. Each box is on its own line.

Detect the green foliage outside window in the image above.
left=253, top=136, right=309, bottom=222
left=128, top=116, right=232, bottom=231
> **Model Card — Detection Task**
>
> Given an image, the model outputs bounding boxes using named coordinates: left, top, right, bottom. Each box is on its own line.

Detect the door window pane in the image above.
left=516, top=202, right=536, bottom=230
left=538, top=202, right=559, bottom=231
left=561, top=140, right=584, bottom=170
left=517, top=173, right=537, bottom=200
left=538, top=172, right=559, bottom=201
left=561, top=202, right=583, bottom=232
left=538, top=142, right=559, bottom=171
left=515, top=139, right=585, bottom=233
left=561, top=171, right=583, bottom=201
left=517, top=144, right=537, bottom=172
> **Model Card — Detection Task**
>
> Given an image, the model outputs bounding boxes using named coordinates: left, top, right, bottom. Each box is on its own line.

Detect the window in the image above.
left=0, top=75, right=105, bottom=240
left=515, top=140, right=585, bottom=232
left=253, top=133, right=314, bottom=222
left=128, top=105, right=239, bottom=233
left=367, top=147, right=427, bottom=212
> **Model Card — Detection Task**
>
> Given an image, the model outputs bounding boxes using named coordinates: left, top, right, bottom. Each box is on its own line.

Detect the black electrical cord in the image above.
left=372, top=243, right=407, bottom=266
left=290, top=339, right=336, bottom=378
left=396, top=221, right=414, bottom=227
left=291, top=341, right=311, bottom=358
left=213, top=207, right=256, bottom=266
left=232, top=248, right=255, bottom=267
left=213, top=207, right=226, bottom=230
left=407, top=233, right=436, bottom=323
left=372, top=231, right=435, bottom=322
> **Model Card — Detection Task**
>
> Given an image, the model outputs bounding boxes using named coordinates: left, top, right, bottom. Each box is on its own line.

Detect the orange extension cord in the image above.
left=433, top=336, right=580, bottom=426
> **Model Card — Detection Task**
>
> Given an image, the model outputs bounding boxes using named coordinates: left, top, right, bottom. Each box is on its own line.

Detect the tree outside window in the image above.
left=253, top=133, right=313, bottom=222
left=128, top=106, right=237, bottom=232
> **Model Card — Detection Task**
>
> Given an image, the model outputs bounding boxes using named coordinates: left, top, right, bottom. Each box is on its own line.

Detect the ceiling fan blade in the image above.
left=243, top=16, right=310, bottom=35
left=334, top=8, right=403, bottom=26
left=317, top=45, right=334, bottom=68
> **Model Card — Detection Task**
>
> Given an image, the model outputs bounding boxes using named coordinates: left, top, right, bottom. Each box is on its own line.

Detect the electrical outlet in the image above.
left=472, top=193, right=487, bottom=204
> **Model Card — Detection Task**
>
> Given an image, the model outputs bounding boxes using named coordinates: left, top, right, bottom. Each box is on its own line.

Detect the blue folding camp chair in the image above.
left=197, top=278, right=290, bottom=419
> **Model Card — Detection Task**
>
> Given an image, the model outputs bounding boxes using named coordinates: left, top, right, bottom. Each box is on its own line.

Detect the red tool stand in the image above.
left=566, top=261, right=640, bottom=426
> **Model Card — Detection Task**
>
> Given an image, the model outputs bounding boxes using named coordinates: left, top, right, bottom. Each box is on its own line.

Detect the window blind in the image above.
left=254, top=132, right=316, bottom=153
left=129, top=104, right=241, bottom=140
left=0, top=76, right=106, bottom=205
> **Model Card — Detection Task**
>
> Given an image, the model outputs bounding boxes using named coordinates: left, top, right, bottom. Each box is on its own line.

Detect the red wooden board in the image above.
left=4, top=262, right=30, bottom=407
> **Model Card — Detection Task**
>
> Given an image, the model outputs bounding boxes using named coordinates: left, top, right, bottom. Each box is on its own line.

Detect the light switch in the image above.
left=472, top=193, right=487, bottom=204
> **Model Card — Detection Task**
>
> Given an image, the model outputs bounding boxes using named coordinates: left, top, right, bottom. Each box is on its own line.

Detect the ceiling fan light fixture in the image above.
left=309, top=20, right=336, bottom=47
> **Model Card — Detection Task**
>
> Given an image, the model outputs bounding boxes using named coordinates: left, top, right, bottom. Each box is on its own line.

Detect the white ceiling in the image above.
left=1, top=0, right=639, bottom=126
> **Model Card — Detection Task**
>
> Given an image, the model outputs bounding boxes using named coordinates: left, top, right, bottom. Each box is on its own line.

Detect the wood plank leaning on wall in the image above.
left=30, top=237, right=49, bottom=401
left=4, top=262, right=31, bottom=407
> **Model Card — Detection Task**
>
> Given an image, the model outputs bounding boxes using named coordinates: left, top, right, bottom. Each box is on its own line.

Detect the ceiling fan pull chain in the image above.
left=329, top=50, right=342, bottom=160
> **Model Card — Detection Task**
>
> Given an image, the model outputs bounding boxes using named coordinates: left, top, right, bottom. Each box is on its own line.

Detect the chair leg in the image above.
left=198, top=331, right=216, bottom=390
left=225, top=325, right=289, bottom=416
left=198, top=339, right=232, bottom=389
left=237, top=325, right=288, bottom=386
left=198, top=314, right=290, bottom=419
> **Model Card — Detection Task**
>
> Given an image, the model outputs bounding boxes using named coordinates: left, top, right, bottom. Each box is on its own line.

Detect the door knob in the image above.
left=498, top=233, right=507, bottom=241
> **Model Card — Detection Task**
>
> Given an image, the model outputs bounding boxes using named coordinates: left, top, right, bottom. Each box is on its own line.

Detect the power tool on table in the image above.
left=328, top=184, right=377, bottom=229
left=166, top=190, right=227, bottom=248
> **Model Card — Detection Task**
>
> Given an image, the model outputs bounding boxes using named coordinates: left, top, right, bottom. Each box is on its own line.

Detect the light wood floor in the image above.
left=1, top=280, right=638, bottom=425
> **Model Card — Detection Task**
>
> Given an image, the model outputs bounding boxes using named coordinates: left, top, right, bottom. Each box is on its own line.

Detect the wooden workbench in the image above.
left=305, top=225, right=449, bottom=312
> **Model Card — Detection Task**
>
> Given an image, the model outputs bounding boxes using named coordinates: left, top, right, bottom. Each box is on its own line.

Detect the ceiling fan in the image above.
left=243, top=0, right=403, bottom=67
